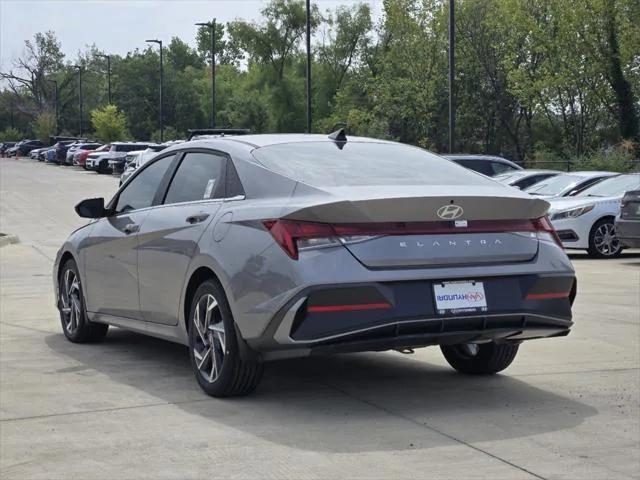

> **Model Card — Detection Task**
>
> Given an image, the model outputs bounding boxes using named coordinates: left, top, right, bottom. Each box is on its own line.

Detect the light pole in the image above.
left=146, top=39, right=163, bottom=142
left=48, top=79, right=59, bottom=134
left=72, top=65, right=83, bottom=137
left=196, top=20, right=216, bottom=128
left=97, top=54, right=111, bottom=104
left=305, top=0, right=312, bottom=133
left=448, top=0, right=455, bottom=153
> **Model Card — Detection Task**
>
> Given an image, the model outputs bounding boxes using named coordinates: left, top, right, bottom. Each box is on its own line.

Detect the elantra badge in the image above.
left=437, top=204, right=464, bottom=220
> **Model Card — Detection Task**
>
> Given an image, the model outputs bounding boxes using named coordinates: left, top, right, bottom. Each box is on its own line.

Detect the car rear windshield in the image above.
left=525, top=175, right=583, bottom=195
left=577, top=174, right=640, bottom=197
left=251, top=141, right=492, bottom=187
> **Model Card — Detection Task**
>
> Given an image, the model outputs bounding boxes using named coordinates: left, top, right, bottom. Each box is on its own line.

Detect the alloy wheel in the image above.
left=192, top=293, right=226, bottom=383
left=593, top=222, right=621, bottom=256
left=60, top=269, right=82, bottom=335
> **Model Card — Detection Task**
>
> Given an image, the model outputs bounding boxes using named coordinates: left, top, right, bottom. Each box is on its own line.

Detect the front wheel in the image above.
left=587, top=218, right=622, bottom=258
left=188, top=280, right=263, bottom=397
left=58, top=259, right=108, bottom=343
left=441, top=342, right=519, bottom=374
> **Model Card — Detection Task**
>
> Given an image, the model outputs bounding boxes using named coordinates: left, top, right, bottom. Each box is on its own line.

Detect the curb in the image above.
left=0, top=234, right=20, bottom=248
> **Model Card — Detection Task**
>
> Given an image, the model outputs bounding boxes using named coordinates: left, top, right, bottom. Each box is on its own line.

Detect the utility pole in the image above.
left=448, top=0, right=455, bottom=153
left=72, top=65, right=83, bottom=137
left=146, top=39, right=164, bottom=142
left=196, top=20, right=217, bottom=128
left=97, top=54, right=112, bottom=104
left=305, top=0, right=312, bottom=133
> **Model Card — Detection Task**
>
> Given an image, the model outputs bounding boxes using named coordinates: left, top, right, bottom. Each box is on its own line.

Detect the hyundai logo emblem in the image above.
left=437, top=204, right=464, bottom=220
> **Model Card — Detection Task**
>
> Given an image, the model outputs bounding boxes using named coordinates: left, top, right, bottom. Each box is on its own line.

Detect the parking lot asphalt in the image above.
left=1, top=157, right=639, bottom=480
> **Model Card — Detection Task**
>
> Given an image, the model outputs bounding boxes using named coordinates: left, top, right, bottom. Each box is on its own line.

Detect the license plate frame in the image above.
left=433, top=280, right=488, bottom=315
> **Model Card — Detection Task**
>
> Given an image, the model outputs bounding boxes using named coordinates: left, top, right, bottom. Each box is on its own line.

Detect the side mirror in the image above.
left=75, top=198, right=107, bottom=218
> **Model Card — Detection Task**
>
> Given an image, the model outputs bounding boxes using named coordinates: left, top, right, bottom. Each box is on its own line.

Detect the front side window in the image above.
left=164, top=152, right=225, bottom=204
left=114, top=155, right=175, bottom=213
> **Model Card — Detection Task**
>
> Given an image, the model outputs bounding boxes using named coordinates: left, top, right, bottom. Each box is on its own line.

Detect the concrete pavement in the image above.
left=1, top=157, right=639, bottom=479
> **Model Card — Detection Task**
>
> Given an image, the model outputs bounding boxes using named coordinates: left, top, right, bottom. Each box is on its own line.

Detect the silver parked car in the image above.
left=54, top=132, right=577, bottom=397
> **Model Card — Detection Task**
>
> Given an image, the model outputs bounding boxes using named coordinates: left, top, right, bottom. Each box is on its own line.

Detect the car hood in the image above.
left=547, top=196, right=621, bottom=214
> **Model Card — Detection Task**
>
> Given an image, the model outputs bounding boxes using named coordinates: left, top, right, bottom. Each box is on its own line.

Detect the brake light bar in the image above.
left=263, top=216, right=562, bottom=260
left=307, top=302, right=392, bottom=313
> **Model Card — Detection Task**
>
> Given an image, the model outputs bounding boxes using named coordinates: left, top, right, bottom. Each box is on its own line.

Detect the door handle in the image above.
left=186, top=213, right=210, bottom=224
left=123, top=223, right=139, bottom=234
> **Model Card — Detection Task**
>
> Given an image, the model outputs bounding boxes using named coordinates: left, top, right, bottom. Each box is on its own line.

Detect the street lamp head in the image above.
left=72, top=65, right=82, bottom=70
left=146, top=39, right=161, bottom=45
left=195, top=22, right=210, bottom=27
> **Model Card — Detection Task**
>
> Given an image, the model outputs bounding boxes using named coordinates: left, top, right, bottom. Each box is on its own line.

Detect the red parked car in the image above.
left=74, top=144, right=109, bottom=168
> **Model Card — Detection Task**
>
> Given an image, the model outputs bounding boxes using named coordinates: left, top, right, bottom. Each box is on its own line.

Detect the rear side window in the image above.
left=252, top=142, right=494, bottom=187
left=514, top=174, right=554, bottom=190
left=490, top=162, right=517, bottom=175
left=454, top=159, right=494, bottom=176
left=115, top=144, right=148, bottom=152
left=114, top=155, right=175, bottom=213
left=164, top=152, right=225, bottom=204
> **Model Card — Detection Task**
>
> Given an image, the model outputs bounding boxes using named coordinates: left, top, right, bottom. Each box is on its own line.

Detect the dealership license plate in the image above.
left=433, top=281, right=488, bottom=315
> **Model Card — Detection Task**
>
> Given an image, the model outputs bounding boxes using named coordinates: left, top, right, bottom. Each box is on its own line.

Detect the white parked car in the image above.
left=524, top=171, right=618, bottom=198
left=547, top=173, right=640, bottom=258
left=118, top=141, right=183, bottom=186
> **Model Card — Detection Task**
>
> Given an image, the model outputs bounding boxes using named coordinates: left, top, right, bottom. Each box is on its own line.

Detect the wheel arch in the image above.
left=588, top=214, right=618, bottom=240
left=183, top=266, right=224, bottom=335
left=57, top=250, right=77, bottom=281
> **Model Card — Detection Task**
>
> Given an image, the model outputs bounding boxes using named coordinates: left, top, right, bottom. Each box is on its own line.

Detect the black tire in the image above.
left=188, top=280, right=263, bottom=397
left=587, top=218, right=622, bottom=258
left=58, top=259, right=109, bottom=343
left=441, top=342, right=519, bottom=374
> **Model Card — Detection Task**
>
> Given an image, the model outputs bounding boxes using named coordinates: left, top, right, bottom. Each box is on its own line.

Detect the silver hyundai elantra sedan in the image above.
left=54, top=132, right=577, bottom=397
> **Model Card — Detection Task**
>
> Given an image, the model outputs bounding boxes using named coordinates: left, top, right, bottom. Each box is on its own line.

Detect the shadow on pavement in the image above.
left=45, top=329, right=597, bottom=453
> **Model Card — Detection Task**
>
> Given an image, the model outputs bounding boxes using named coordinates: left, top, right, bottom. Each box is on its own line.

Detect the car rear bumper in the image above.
left=615, top=217, right=640, bottom=247
left=248, top=273, right=575, bottom=359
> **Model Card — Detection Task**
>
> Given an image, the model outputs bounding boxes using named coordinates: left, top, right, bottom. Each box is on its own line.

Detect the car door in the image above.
left=82, top=154, right=177, bottom=320
left=137, top=150, right=229, bottom=325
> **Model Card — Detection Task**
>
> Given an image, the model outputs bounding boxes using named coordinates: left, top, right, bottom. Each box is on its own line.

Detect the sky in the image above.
left=0, top=0, right=383, bottom=74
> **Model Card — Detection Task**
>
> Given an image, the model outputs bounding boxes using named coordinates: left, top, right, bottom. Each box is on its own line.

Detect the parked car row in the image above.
left=5, top=136, right=637, bottom=260
left=491, top=168, right=639, bottom=258
left=10, top=137, right=185, bottom=185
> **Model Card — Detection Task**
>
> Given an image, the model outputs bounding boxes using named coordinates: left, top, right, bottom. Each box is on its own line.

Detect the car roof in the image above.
left=565, top=171, right=618, bottom=178
left=444, top=154, right=510, bottom=162
left=185, top=133, right=396, bottom=149
left=496, top=169, right=558, bottom=177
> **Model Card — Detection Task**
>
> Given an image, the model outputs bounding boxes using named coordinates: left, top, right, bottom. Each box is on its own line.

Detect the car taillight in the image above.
left=264, top=216, right=563, bottom=260
left=532, top=215, right=563, bottom=248
left=263, top=220, right=338, bottom=260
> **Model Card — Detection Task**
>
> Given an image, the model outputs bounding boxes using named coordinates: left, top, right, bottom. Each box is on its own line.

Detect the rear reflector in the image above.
left=263, top=216, right=562, bottom=259
left=525, top=292, right=570, bottom=300
left=307, top=302, right=392, bottom=313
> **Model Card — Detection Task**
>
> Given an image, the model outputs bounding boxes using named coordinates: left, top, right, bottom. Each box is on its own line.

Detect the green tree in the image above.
left=90, top=104, right=127, bottom=142
left=0, top=127, right=22, bottom=141
left=34, top=111, right=56, bottom=142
